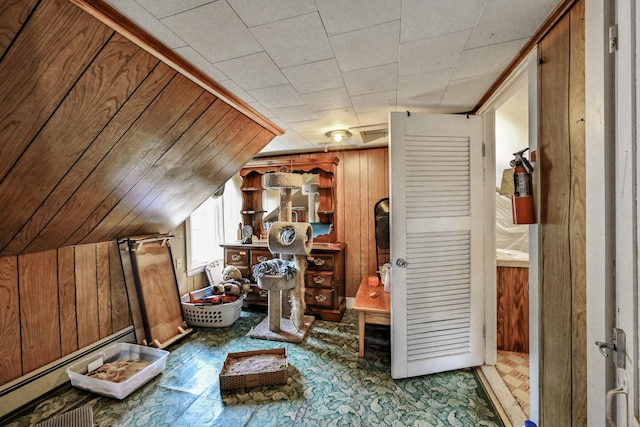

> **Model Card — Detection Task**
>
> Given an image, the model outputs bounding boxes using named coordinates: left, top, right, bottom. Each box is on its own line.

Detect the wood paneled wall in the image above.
left=538, top=0, right=586, bottom=424
left=258, top=147, right=389, bottom=297
left=0, top=0, right=279, bottom=258
left=0, top=242, right=131, bottom=386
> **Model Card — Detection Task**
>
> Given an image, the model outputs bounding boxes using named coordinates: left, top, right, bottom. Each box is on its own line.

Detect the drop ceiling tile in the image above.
left=315, top=108, right=359, bottom=129
left=330, top=21, right=400, bottom=73
left=215, top=52, right=287, bottom=91
left=356, top=110, right=390, bottom=127
left=248, top=84, right=305, bottom=109
left=251, top=13, right=334, bottom=68
left=397, top=68, right=452, bottom=106
left=438, top=73, right=499, bottom=113
left=161, top=2, right=262, bottom=62
left=399, top=30, right=470, bottom=77
left=315, top=0, right=401, bottom=36
left=400, top=0, right=484, bottom=43
left=287, top=119, right=323, bottom=133
left=282, top=59, right=344, bottom=94
left=173, top=46, right=228, bottom=81
left=105, top=0, right=185, bottom=48
left=219, top=80, right=256, bottom=104
left=301, top=87, right=352, bottom=112
left=228, top=0, right=317, bottom=27
left=467, top=0, right=560, bottom=49
left=452, top=38, right=526, bottom=80
left=351, top=90, right=397, bottom=114
left=270, top=104, right=318, bottom=123
left=343, top=63, right=398, bottom=96
left=259, top=139, right=296, bottom=154
left=135, top=0, right=213, bottom=19
left=247, top=102, right=275, bottom=119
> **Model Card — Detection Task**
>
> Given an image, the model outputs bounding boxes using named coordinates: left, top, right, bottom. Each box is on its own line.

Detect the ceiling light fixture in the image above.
left=325, top=130, right=351, bottom=144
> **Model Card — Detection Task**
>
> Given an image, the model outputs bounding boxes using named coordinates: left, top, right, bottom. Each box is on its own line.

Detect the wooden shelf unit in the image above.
left=239, top=157, right=339, bottom=244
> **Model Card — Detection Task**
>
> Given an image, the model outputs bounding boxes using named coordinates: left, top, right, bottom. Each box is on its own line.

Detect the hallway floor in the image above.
left=496, top=350, right=530, bottom=417
left=4, top=309, right=504, bottom=426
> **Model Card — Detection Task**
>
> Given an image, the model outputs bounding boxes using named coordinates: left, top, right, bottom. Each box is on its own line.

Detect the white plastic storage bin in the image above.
left=180, top=286, right=243, bottom=327
left=66, top=343, right=169, bottom=400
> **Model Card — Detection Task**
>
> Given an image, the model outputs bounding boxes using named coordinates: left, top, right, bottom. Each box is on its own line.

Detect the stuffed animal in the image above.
left=224, top=283, right=241, bottom=296
left=222, top=265, right=242, bottom=282
left=212, top=284, right=225, bottom=295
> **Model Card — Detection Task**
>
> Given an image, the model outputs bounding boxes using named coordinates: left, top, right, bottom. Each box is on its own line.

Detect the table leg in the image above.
left=359, top=311, right=365, bottom=357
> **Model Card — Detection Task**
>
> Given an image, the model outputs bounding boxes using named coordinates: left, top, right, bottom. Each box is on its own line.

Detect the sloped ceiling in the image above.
left=0, top=0, right=281, bottom=257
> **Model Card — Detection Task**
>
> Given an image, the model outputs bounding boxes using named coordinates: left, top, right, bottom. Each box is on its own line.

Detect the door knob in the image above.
left=396, top=258, right=408, bottom=268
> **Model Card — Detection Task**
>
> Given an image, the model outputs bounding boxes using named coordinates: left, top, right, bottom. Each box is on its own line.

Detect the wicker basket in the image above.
left=180, top=286, right=243, bottom=327
left=220, top=348, right=288, bottom=390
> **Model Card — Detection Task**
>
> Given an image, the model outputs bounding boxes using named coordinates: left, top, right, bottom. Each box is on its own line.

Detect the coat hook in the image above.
left=406, top=111, right=410, bottom=117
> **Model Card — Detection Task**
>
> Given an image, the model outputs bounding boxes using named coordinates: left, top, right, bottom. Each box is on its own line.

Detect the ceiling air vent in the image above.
left=349, top=124, right=388, bottom=145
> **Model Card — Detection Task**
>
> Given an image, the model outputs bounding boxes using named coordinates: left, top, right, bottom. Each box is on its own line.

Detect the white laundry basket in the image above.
left=180, top=286, right=243, bottom=327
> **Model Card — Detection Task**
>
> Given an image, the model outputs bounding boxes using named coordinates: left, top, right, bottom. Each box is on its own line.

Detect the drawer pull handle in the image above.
left=259, top=289, right=268, bottom=298
left=257, top=255, right=268, bottom=262
left=313, top=258, right=325, bottom=266
left=313, top=276, right=325, bottom=284
left=315, top=295, right=327, bottom=303
left=231, top=254, right=241, bottom=261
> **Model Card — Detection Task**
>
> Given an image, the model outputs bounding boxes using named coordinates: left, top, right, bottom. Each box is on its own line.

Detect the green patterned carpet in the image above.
left=4, top=309, right=503, bottom=427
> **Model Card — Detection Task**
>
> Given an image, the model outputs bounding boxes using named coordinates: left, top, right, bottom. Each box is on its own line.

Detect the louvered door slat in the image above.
left=391, top=112, right=483, bottom=379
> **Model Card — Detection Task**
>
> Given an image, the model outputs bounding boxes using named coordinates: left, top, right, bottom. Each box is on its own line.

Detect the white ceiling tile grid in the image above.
left=104, top=0, right=561, bottom=155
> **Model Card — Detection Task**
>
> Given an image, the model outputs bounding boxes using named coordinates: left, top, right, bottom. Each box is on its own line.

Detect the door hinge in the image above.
left=609, top=24, right=618, bottom=53
left=482, top=143, right=486, bottom=157
left=482, top=324, right=486, bottom=338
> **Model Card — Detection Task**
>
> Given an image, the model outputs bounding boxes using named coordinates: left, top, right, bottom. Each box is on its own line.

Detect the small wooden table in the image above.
left=352, top=275, right=391, bottom=357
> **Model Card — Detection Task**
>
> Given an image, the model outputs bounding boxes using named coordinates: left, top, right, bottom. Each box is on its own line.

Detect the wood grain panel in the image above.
left=75, top=244, right=99, bottom=349
left=81, top=92, right=219, bottom=243
left=109, top=241, right=131, bottom=332
left=496, top=266, right=529, bottom=353
left=569, top=1, right=586, bottom=424
left=96, top=242, right=112, bottom=339
left=140, top=124, right=272, bottom=235
left=77, top=92, right=213, bottom=243
left=19, top=251, right=61, bottom=373
left=111, top=102, right=237, bottom=238
left=8, top=64, right=175, bottom=258
left=539, top=10, right=572, bottom=426
left=65, top=75, right=206, bottom=245
left=4, top=41, right=163, bottom=255
left=131, top=241, right=184, bottom=346
left=126, top=113, right=253, bottom=235
left=0, top=0, right=39, bottom=57
left=342, top=151, right=362, bottom=296
left=0, top=256, right=21, bottom=384
left=367, top=149, right=388, bottom=276
left=0, top=0, right=112, bottom=184
left=57, top=246, right=78, bottom=355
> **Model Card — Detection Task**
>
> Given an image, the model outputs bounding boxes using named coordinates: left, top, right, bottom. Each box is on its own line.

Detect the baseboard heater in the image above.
left=0, top=327, right=135, bottom=421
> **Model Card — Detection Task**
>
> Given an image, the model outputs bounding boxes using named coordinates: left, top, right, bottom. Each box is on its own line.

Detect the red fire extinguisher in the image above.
left=511, top=148, right=535, bottom=224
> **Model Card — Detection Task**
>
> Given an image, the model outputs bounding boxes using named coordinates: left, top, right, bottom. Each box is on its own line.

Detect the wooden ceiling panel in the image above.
left=3, top=62, right=173, bottom=256
left=0, top=0, right=112, bottom=183
left=82, top=98, right=235, bottom=244
left=0, top=0, right=38, bottom=57
left=0, top=0, right=281, bottom=257
left=0, top=33, right=158, bottom=253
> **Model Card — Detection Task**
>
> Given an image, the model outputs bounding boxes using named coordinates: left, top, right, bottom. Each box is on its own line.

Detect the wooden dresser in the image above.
left=220, top=241, right=346, bottom=322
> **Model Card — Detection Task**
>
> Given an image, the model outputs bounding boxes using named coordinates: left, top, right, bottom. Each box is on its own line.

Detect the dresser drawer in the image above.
left=305, top=271, right=334, bottom=288
left=250, top=249, right=272, bottom=266
left=225, top=249, right=249, bottom=267
left=305, top=287, right=334, bottom=308
left=307, top=253, right=335, bottom=270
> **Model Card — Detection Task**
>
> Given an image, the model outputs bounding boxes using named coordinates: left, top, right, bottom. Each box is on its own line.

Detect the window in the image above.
left=186, top=197, right=223, bottom=275
left=185, top=176, right=241, bottom=275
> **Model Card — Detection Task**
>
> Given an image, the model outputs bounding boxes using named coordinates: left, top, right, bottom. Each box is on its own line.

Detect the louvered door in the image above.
left=389, top=112, right=484, bottom=379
